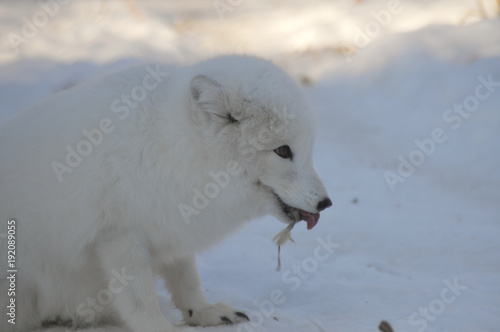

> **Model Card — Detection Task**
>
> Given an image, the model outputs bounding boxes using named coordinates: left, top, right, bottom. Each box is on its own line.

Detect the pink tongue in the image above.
left=300, top=210, right=320, bottom=230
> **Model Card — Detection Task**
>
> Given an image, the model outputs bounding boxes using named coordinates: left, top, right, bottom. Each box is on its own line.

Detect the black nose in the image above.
left=317, top=197, right=332, bottom=212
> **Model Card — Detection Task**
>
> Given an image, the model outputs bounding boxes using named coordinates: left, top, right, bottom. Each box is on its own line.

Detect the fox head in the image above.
left=188, top=55, right=331, bottom=228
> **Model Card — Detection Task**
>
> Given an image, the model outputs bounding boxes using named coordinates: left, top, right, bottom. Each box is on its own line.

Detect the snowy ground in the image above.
left=1, top=1, right=500, bottom=331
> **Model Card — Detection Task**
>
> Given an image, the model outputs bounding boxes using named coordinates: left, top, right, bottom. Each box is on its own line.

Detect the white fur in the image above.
left=0, top=55, right=330, bottom=332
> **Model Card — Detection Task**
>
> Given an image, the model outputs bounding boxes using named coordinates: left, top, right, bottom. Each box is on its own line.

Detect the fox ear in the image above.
left=190, top=75, right=238, bottom=126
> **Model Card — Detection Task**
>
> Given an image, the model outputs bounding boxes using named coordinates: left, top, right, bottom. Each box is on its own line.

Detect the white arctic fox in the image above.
left=0, top=55, right=331, bottom=332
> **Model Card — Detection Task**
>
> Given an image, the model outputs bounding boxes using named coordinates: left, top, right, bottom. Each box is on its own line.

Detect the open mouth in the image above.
left=273, top=193, right=321, bottom=230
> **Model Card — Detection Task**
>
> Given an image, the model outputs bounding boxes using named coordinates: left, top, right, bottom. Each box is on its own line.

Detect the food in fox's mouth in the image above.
left=273, top=209, right=323, bottom=271
left=273, top=220, right=296, bottom=271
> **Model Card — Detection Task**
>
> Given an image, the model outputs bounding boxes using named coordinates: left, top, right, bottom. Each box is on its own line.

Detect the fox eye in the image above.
left=274, top=145, right=293, bottom=160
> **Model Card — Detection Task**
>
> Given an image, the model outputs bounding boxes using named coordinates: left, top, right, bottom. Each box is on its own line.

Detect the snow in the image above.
left=1, top=1, right=499, bottom=331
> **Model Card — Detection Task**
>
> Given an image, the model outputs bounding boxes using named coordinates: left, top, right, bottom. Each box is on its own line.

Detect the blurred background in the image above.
left=1, top=0, right=500, bottom=116
left=1, top=1, right=499, bottom=331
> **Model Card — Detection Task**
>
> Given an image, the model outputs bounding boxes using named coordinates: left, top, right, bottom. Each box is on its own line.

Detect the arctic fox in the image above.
left=0, top=55, right=332, bottom=332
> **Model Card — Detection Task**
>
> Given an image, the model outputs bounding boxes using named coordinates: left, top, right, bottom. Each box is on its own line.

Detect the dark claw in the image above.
left=235, top=311, right=250, bottom=321
left=221, top=316, right=233, bottom=325
left=188, top=309, right=193, bottom=318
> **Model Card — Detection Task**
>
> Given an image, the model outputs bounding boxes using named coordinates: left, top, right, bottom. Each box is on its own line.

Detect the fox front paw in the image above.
left=183, top=302, right=249, bottom=327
